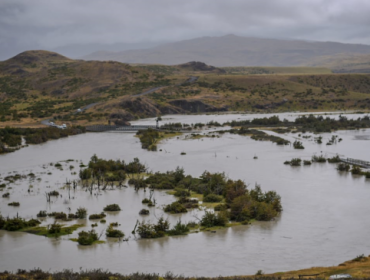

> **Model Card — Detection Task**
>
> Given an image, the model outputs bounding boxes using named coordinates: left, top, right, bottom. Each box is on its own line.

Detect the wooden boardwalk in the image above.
left=340, top=157, right=370, bottom=169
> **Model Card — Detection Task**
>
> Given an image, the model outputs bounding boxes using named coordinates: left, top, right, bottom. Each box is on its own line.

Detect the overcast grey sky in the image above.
left=1, top=0, right=370, bottom=59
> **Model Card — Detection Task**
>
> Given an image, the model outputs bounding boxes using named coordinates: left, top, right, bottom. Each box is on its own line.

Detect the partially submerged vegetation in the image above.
left=136, top=129, right=182, bottom=151
left=0, top=126, right=85, bottom=154
left=0, top=216, right=41, bottom=231
left=226, top=114, right=370, bottom=133
left=23, top=223, right=84, bottom=238
left=219, top=128, right=290, bottom=145
left=284, top=154, right=370, bottom=179
left=143, top=167, right=282, bottom=229
left=135, top=217, right=190, bottom=238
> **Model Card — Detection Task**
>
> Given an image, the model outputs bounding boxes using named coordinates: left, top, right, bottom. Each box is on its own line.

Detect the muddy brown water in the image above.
left=0, top=112, right=370, bottom=276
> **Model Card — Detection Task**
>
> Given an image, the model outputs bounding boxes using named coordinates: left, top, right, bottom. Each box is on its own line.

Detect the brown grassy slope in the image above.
left=136, top=61, right=226, bottom=76
left=0, top=50, right=167, bottom=100
left=266, top=255, right=370, bottom=279
left=308, top=53, right=370, bottom=73
left=146, top=73, right=370, bottom=113
left=1, top=50, right=370, bottom=128
left=0, top=50, right=177, bottom=126
left=221, top=66, right=332, bottom=75
left=289, top=74, right=370, bottom=94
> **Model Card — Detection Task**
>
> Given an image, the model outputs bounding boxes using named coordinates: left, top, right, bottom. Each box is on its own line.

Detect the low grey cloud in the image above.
left=1, top=0, right=370, bottom=59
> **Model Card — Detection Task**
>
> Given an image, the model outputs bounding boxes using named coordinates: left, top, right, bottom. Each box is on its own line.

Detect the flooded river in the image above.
left=0, top=112, right=369, bottom=276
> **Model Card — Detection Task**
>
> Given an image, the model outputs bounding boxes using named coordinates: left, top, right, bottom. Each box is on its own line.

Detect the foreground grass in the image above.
left=2, top=256, right=370, bottom=279
left=20, top=224, right=84, bottom=238
left=267, top=254, right=370, bottom=279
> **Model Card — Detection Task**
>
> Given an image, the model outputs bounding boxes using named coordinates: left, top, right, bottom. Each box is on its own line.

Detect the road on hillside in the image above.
left=79, top=102, right=100, bottom=112
left=41, top=102, right=100, bottom=127
left=132, top=86, right=165, bottom=97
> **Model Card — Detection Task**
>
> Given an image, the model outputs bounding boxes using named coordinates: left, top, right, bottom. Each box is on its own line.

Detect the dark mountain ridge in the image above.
left=81, top=34, right=370, bottom=68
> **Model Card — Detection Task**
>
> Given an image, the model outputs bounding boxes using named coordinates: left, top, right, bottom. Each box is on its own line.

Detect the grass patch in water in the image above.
left=21, top=224, right=84, bottom=238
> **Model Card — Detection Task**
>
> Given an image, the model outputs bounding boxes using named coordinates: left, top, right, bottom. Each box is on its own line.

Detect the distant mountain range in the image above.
left=81, top=34, right=370, bottom=72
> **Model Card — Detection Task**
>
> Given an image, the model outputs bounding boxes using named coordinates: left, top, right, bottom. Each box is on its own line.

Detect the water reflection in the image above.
left=137, top=237, right=169, bottom=250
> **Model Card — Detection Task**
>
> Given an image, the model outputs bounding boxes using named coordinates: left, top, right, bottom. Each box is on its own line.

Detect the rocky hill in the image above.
left=0, top=51, right=227, bottom=126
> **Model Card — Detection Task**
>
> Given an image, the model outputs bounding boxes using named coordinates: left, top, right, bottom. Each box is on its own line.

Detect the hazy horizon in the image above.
left=1, top=0, right=370, bottom=60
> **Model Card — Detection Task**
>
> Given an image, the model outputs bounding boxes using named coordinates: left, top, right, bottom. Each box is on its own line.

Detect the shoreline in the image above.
left=1, top=255, right=370, bottom=279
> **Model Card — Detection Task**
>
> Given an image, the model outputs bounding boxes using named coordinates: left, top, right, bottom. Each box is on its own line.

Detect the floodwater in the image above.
left=0, top=112, right=370, bottom=276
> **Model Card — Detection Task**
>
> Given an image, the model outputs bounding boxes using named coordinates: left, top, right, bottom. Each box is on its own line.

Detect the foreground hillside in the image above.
left=1, top=255, right=370, bottom=279
left=1, top=51, right=370, bottom=128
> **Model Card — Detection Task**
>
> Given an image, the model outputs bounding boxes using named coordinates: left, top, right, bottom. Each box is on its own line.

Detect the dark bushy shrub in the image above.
left=2, top=217, right=40, bottom=231
left=337, top=163, right=350, bottom=171
left=49, top=212, right=67, bottom=220
left=351, top=166, right=362, bottom=175
left=106, top=226, right=125, bottom=238
left=48, top=190, right=59, bottom=196
left=77, top=230, right=98, bottom=245
left=37, top=210, right=47, bottom=218
left=103, top=204, right=121, bottom=211
left=312, top=155, right=326, bottom=163
left=214, top=204, right=228, bottom=211
left=139, top=209, right=149, bottom=215
left=164, top=202, right=187, bottom=213
left=203, top=194, right=223, bottom=203
left=76, top=207, right=87, bottom=219
left=167, top=220, right=189, bottom=236
left=48, top=222, right=62, bottom=234
left=8, top=202, right=20, bottom=206
left=293, top=140, right=304, bottom=149
left=173, top=188, right=190, bottom=197
left=89, top=213, right=106, bottom=220
left=177, top=197, right=198, bottom=209
left=200, top=211, right=228, bottom=228
left=136, top=218, right=170, bottom=239
left=327, top=155, right=341, bottom=163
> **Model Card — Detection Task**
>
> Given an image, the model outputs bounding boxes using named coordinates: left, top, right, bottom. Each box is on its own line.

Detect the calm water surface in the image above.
left=0, top=112, right=369, bottom=276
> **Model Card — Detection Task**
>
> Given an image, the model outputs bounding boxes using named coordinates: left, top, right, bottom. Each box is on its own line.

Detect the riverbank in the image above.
left=1, top=255, right=370, bottom=279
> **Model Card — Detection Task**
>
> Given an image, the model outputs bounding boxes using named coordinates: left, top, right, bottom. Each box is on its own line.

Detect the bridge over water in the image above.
left=86, top=124, right=191, bottom=133
left=86, top=124, right=156, bottom=132
left=340, top=157, right=370, bottom=169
